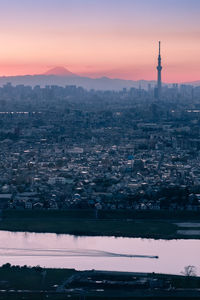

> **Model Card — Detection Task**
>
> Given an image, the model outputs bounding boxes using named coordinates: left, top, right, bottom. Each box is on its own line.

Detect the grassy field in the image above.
left=0, top=209, right=199, bottom=238
left=2, top=209, right=200, bottom=220
left=0, top=266, right=200, bottom=290
left=0, top=265, right=76, bottom=291
left=0, top=266, right=200, bottom=300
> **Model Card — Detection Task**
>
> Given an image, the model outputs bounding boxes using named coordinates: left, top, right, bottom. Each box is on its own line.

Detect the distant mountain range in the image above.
left=0, top=66, right=199, bottom=91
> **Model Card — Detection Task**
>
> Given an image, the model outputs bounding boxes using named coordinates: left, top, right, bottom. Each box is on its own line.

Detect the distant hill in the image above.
left=183, top=80, right=200, bottom=86
left=0, top=75, right=156, bottom=91
left=0, top=66, right=199, bottom=91
left=0, top=68, right=156, bottom=90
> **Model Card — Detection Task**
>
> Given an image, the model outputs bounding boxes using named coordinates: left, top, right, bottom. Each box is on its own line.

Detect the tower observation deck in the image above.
left=157, top=41, right=162, bottom=99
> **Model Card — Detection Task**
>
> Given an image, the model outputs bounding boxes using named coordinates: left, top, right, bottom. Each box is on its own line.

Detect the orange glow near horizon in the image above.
left=1, top=0, right=200, bottom=83
left=1, top=35, right=200, bottom=83
left=0, top=65, right=199, bottom=83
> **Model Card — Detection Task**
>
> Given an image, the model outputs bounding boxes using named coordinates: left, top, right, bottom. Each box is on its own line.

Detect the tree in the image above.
left=181, top=265, right=197, bottom=277
left=2, top=263, right=11, bottom=269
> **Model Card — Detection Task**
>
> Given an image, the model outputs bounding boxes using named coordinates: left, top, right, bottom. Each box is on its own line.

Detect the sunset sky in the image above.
left=0, top=0, right=200, bottom=82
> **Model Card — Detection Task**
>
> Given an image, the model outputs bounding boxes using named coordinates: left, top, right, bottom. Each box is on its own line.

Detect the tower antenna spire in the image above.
left=159, top=41, right=161, bottom=56
left=156, top=41, right=162, bottom=99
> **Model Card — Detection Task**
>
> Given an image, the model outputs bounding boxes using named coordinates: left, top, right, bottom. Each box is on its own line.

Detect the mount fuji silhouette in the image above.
left=43, top=66, right=77, bottom=77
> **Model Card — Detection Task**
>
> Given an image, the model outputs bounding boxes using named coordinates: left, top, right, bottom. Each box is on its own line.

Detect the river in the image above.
left=0, top=230, right=199, bottom=275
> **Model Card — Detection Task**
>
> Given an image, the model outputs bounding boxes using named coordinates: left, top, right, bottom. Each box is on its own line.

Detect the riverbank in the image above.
left=0, top=210, right=200, bottom=239
left=0, top=265, right=200, bottom=299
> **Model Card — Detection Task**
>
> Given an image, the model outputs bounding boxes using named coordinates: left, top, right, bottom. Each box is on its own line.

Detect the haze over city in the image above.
left=1, top=0, right=200, bottom=82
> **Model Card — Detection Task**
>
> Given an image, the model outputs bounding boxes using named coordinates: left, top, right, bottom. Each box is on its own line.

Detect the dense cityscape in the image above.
left=1, top=80, right=200, bottom=213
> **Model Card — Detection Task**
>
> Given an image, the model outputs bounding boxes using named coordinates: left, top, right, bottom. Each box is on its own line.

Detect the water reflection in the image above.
left=0, top=231, right=199, bottom=275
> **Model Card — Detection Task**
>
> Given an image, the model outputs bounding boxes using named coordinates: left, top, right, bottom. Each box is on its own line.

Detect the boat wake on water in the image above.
left=0, top=247, right=158, bottom=259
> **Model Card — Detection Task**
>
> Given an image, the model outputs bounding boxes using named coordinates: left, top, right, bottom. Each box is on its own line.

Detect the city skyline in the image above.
left=1, top=0, right=200, bottom=82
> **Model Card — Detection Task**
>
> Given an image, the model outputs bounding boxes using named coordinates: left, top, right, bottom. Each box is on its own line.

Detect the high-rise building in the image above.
left=157, top=41, right=162, bottom=99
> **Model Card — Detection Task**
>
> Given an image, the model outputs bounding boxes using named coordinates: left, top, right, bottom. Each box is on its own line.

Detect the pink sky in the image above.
left=1, top=0, right=200, bottom=82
